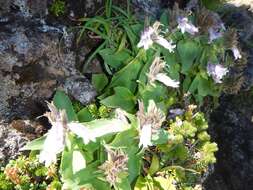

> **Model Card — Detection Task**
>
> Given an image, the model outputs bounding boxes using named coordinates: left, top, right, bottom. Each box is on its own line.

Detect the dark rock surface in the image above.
left=204, top=92, right=253, bottom=190
left=204, top=4, right=253, bottom=190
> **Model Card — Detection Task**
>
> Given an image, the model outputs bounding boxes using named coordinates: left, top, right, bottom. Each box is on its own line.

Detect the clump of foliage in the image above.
left=17, top=0, right=243, bottom=189
left=49, top=0, right=66, bottom=17
left=0, top=155, right=61, bottom=190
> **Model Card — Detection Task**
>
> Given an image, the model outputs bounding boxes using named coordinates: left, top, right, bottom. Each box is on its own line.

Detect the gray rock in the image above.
left=0, top=122, right=28, bottom=166
left=64, top=75, right=97, bottom=105
left=0, top=15, right=87, bottom=121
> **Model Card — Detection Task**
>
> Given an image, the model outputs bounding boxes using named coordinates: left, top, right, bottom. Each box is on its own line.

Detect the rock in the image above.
left=63, top=75, right=97, bottom=105
left=0, top=16, right=74, bottom=121
left=0, top=122, right=28, bottom=166
left=204, top=92, right=253, bottom=190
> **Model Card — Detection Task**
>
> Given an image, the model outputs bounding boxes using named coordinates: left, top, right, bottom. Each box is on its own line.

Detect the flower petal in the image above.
left=155, top=73, right=179, bottom=88
left=155, top=36, right=176, bottom=52
left=139, top=124, right=152, bottom=148
left=68, top=122, right=96, bottom=144
left=177, top=17, right=198, bottom=35
left=39, top=122, right=65, bottom=166
left=231, top=46, right=242, bottom=60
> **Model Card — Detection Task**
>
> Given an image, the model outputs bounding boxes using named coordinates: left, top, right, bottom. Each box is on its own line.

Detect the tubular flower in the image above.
left=177, top=17, right=199, bottom=35
left=99, top=147, right=128, bottom=186
left=207, top=63, right=228, bottom=83
left=40, top=102, right=126, bottom=166
left=147, top=57, right=179, bottom=88
left=231, top=46, right=242, bottom=60
left=137, top=21, right=176, bottom=51
left=137, top=100, right=166, bottom=148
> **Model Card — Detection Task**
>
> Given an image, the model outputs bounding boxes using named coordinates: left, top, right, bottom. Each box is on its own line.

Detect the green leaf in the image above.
left=116, top=178, right=131, bottom=190
left=177, top=40, right=201, bottom=74
left=148, top=154, right=160, bottom=176
left=152, top=129, right=170, bottom=145
left=106, top=53, right=144, bottom=93
left=101, top=86, right=136, bottom=112
left=160, top=10, right=169, bottom=26
left=83, top=118, right=130, bottom=139
left=99, top=48, right=131, bottom=69
left=134, top=176, right=148, bottom=190
left=77, top=107, right=93, bottom=122
left=92, top=73, right=108, bottom=92
left=21, top=136, right=46, bottom=150
left=53, top=90, right=77, bottom=121
left=153, top=176, right=176, bottom=190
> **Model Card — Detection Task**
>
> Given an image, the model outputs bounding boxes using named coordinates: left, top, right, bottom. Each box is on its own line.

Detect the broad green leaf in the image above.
left=152, top=129, right=170, bottom=145
left=53, top=90, right=77, bottom=121
left=160, top=10, right=169, bottom=26
left=153, top=176, right=176, bottom=190
left=188, top=75, right=200, bottom=94
left=84, top=118, right=131, bottom=139
left=106, top=54, right=144, bottom=93
left=74, top=161, right=100, bottom=181
left=92, top=73, right=108, bottom=92
left=177, top=40, right=201, bottom=74
left=139, top=84, right=168, bottom=108
left=101, top=86, right=136, bottom=112
left=134, top=176, right=148, bottom=190
left=99, top=48, right=131, bottom=69
left=21, top=136, right=46, bottom=150
left=116, top=178, right=131, bottom=190
left=60, top=148, right=74, bottom=181
left=77, top=107, right=93, bottom=122
left=148, top=154, right=160, bottom=176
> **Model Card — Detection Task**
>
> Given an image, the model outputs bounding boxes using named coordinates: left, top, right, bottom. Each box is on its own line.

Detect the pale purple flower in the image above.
left=207, top=63, right=229, bottom=83
left=208, top=27, right=223, bottom=43
left=137, top=21, right=176, bottom=51
left=231, top=46, right=242, bottom=60
left=169, top=108, right=185, bottom=116
left=137, top=26, right=154, bottom=50
left=177, top=17, right=199, bottom=35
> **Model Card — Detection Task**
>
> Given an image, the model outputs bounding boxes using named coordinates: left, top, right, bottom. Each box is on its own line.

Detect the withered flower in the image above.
left=137, top=100, right=166, bottom=148
left=147, top=57, right=179, bottom=88
left=99, top=147, right=128, bottom=186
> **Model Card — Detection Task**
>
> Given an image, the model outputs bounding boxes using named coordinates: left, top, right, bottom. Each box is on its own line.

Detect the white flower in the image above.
left=177, top=17, right=199, bottom=35
left=39, top=121, right=65, bottom=167
left=207, top=63, right=229, bottom=83
left=139, top=124, right=152, bottom=148
left=39, top=102, right=128, bottom=166
left=137, top=26, right=154, bottom=50
left=137, top=100, right=165, bottom=148
left=137, top=21, right=176, bottom=51
left=39, top=103, right=67, bottom=166
left=155, top=73, right=179, bottom=88
left=154, top=36, right=176, bottom=52
left=68, top=122, right=96, bottom=144
left=231, top=46, right=242, bottom=60
left=147, top=57, right=179, bottom=88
